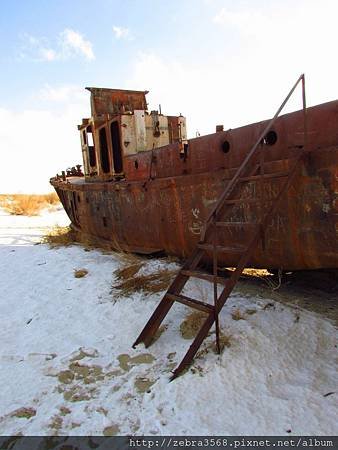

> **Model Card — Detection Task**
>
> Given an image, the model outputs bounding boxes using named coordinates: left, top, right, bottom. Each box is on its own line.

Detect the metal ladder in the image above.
left=133, top=74, right=308, bottom=380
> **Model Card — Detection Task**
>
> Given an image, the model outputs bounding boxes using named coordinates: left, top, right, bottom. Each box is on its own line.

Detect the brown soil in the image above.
left=103, top=424, right=120, bottom=436
left=117, top=353, right=155, bottom=371
left=180, top=311, right=208, bottom=339
left=48, top=415, right=63, bottom=432
left=10, top=407, right=36, bottom=419
left=58, top=370, right=75, bottom=384
left=54, top=361, right=115, bottom=403
left=231, top=308, right=246, bottom=321
left=59, top=406, right=71, bottom=416
left=74, top=269, right=88, bottom=278
left=68, top=362, right=104, bottom=382
left=60, top=385, right=97, bottom=402
left=134, top=377, right=156, bottom=393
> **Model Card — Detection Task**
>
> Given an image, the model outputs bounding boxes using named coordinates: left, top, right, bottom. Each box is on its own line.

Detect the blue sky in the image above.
left=0, top=0, right=225, bottom=109
left=1, top=0, right=338, bottom=192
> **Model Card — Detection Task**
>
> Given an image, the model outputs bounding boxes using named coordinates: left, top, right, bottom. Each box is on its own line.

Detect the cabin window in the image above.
left=87, top=126, right=97, bottom=167
left=110, top=121, right=123, bottom=173
left=88, top=148, right=96, bottom=168
left=99, top=127, right=110, bottom=173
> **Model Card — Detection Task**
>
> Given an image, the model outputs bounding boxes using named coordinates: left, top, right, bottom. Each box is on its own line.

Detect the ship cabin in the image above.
left=78, top=88, right=187, bottom=182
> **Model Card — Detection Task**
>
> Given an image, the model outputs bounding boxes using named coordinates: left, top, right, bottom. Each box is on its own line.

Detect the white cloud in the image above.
left=59, top=29, right=95, bottom=60
left=40, top=48, right=57, bottom=61
left=213, top=8, right=269, bottom=36
left=113, top=26, right=132, bottom=40
left=0, top=86, right=90, bottom=193
left=126, top=35, right=338, bottom=140
left=20, top=33, right=57, bottom=62
left=20, top=29, right=95, bottom=62
left=8, top=0, right=338, bottom=193
left=38, top=84, right=87, bottom=103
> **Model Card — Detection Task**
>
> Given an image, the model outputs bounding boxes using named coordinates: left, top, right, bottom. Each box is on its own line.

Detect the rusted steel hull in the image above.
left=51, top=100, right=338, bottom=270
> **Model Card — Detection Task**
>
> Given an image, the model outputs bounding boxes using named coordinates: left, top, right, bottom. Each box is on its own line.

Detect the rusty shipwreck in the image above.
left=51, top=75, right=338, bottom=376
left=51, top=75, right=337, bottom=272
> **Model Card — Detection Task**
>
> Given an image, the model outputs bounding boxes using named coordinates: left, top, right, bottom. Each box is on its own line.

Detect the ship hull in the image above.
left=51, top=150, right=337, bottom=270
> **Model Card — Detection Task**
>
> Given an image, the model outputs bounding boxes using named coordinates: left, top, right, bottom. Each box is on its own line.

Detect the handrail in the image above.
left=201, top=73, right=307, bottom=241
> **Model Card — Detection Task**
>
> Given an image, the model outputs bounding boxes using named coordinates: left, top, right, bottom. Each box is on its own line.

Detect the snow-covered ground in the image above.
left=0, top=208, right=337, bottom=436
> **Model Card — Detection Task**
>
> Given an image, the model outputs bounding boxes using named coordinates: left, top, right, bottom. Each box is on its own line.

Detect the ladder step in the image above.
left=181, top=269, right=227, bottom=285
left=239, top=171, right=289, bottom=182
left=215, top=221, right=258, bottom=228
left=165, top=293, right=214, bottom=314
left=197, top=243, right=246, bottom=253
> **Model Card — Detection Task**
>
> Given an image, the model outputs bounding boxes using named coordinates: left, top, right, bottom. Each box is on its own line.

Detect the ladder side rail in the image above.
left=133, top=247, right=206, bottom=348
left=171, top=231, right=264, bottom=380
left=171, top=230, right=266, bottom=380
left=133, top=297, right=176, bottom=348
left=301, top=75, right=308, bottom=152
left=215, top=154, right=305, bottom=313
left=201, top=74, right=304, bottom=240
left=214, top=70, right=307, bottom=311
left=167, top=247, right=205, bottom=295
left=212, top=217, right=221, bottom=353
left=171, top=311, right=216, bottom=380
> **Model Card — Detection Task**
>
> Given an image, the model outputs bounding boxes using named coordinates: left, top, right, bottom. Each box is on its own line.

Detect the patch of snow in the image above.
left=0, top=209, right=337, bottom=435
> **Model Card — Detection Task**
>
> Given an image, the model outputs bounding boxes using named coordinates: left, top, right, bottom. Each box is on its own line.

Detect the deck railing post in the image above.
left=302, top=74, right=308, bottom=153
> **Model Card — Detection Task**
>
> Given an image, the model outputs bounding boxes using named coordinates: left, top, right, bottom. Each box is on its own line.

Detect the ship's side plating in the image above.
left=51, top=88, right=338, bottom=270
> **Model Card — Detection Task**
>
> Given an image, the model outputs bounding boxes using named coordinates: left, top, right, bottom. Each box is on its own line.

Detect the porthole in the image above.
left=263, top=130, right=277, bottom=146
left=222, top=140, right=230, bottom=153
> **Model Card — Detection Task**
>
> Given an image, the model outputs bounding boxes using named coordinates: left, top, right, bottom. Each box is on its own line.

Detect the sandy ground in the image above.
left=0, top=208, right=337, bottom=436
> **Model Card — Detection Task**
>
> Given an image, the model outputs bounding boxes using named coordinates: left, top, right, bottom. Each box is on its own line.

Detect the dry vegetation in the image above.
left=195, top=331, right=233, bottom=363
left=43, top=224, right=178, bottom=300
left=180, top=311, right=208, bottom=339
left=42, top=226, right=112, bottom=251
left=42, top=225, right=136, bottom=255
left=0, top=193, right=59, bottom=216
left=231, top=308, right=246, bottom=321
left=42, top=226, right=77, bottom=248
left=111, top=259, right=177, bottom=298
